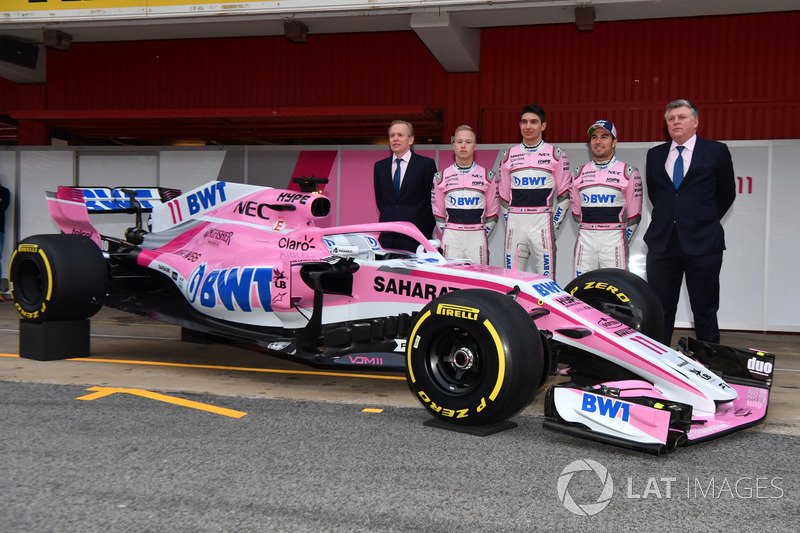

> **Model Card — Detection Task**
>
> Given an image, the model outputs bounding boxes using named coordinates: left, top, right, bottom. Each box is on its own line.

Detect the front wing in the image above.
left=543, top=339, right=775, bottom=454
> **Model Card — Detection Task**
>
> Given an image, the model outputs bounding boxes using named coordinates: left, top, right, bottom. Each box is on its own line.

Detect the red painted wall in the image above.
left=5, top=11, right=799, bottom=144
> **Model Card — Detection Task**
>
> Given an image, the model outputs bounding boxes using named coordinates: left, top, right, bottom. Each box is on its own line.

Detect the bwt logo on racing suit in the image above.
left=582, top=392, right=631, bottom=422
left=582, top=193, right=617, bottom=204
left=186, top=264, right=272, bottom=312
left=449, top=197, right=480, bottom=206
left=514, top=176, right=547, bottom=187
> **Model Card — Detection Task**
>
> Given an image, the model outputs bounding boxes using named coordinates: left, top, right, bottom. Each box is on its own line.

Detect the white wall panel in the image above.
left=19, top=150, right=73, bottom=239
left=765, top=143, right=800, bottom=330
left=159, top=150, right=227, bottom=191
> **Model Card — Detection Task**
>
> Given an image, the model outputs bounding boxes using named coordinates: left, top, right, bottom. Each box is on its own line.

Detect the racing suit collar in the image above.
left=520, top=140, right=544, bottom=152
left=592, top=156, right=618, bottom=169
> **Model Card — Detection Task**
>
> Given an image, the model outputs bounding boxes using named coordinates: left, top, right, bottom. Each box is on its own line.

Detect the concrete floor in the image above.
left=1, top=302, right=798, bottom=433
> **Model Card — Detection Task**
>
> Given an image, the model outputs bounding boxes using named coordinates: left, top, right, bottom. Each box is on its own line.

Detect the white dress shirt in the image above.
left=665, top=134, right=697, bottom=182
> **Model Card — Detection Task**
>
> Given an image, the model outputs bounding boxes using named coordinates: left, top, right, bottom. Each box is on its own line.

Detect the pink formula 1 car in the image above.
left=9, top=180, right=774, bottom=454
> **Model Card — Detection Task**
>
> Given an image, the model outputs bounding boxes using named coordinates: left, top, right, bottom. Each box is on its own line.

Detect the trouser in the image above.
left=573, top=229, right=628, bottom=277
left=442, top=228, right=488, bottom=264
left=504, top=212, right=555, bottom=278
left=646, top=230, right=723, bottom=346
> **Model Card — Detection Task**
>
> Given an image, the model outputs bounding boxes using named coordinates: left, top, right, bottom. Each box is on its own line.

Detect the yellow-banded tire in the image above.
left=9, top=234, right=108, bottom=322
left=565, top=268, right=664, bottom=340
left=406, top=289, right=543, bottom=426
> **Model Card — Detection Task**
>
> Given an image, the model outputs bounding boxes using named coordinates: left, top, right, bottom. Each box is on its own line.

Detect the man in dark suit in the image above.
left=644, top=99, right=736, bottom=345
left=374, top=120, right=437, bottom=251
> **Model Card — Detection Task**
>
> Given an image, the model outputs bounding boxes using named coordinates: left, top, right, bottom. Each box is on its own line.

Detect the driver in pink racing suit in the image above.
left=499, top=105, right=571, bottom=278
left=571, top=120, right=643, bottom=277
left=432, top=125, right=499, bottom=264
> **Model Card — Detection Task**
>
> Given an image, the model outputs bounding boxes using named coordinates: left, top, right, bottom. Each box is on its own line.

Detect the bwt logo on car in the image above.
left=532, top=280, right=563, bottom=297
left=582, top=193, right=617, bottom=204
left=187, top=182, right=227, bottom=215
left=543, top=254, right=551, bottom=275
left=186, top=264, right=272, bottom=312
left=514, top=176, right=546, bottom=187
left=582, top=392, right=631, bottom=422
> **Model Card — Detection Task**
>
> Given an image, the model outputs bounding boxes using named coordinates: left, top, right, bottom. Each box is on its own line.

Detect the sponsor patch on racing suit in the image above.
left=499, top=141, right=571, bottom=277
left=432, top=162, right=499, bottom=264
left=570, top=157, right=642, bottom=277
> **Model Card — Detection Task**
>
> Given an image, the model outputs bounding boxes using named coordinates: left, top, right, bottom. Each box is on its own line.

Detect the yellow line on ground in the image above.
left=76, top=386, right=247, bottom=418
left=0, top=353, right=407, bottom=381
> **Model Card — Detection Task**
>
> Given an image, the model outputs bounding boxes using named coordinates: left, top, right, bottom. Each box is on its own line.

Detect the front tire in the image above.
left=10, top=234, right=108, bottom=322
left=564, top=268, right=664, bottom=341
left=406, top=289, right=544, bottom=426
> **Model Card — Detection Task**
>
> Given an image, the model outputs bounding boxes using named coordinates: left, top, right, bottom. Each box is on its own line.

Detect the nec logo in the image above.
left=582, top=393, right=630, bottom=422
left=582, top=193, right=617, bottom=204
left=449, top=197, right=479, bottom=206
left=514, top=176, right=546, bottom=186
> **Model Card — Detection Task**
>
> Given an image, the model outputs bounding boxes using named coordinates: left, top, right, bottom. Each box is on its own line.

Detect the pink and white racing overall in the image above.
left=432, top=162, right=499, bottom=264
left=499, top=141, right=571, bottom=278
left=570, top=157, right=643, bottom=277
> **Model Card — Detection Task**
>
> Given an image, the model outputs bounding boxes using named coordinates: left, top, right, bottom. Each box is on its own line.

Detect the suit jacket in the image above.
left=643, top=137, right=736, bottom=255
left=374, top=151, right=437, bottom=251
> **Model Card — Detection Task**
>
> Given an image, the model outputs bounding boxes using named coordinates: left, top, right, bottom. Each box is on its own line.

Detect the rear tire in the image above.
left=10, top=234, right=108, bottom=322
left=406, top=289, right=544, bottom=426
left=564, top=268, right=663, bottom=340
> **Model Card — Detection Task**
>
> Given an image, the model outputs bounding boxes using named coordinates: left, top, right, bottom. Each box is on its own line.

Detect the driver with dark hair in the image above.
left=499, top=104, right=571, bottom=277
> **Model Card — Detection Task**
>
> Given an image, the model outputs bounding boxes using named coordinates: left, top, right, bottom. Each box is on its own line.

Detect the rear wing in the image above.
left=46, top=186, right=182, bottom=248
left=59, top=186, right=182, bottom=213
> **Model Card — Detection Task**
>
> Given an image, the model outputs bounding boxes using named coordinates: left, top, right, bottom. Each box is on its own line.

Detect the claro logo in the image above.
left=278, top=236, right=316, bottom=251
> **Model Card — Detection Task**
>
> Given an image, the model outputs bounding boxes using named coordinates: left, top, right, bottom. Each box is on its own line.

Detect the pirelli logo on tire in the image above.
left=436, top=303, right=480, bottom=320
left=17, top=244, right=39, bottom=253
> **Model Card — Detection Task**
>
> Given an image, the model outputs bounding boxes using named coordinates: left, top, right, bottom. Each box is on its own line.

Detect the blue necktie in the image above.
left=673, top=146, right=685, bottom=188
left=393, top=158, right=403, bottom=195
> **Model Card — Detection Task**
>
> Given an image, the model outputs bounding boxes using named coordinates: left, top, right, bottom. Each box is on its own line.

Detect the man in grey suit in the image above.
left=644, top=99, right=736, bottom=346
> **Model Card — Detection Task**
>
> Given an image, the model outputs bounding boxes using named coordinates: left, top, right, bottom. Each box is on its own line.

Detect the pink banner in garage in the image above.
left=288, top=150, right=338, bottom=226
